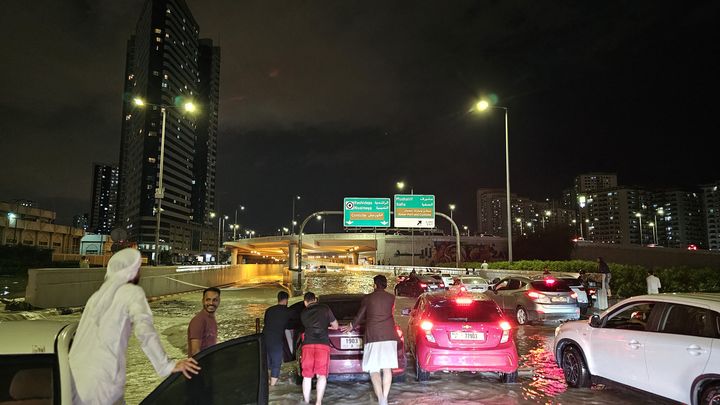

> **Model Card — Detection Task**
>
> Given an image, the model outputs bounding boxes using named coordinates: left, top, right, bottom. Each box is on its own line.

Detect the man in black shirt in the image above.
left=300, top=292, right=338, bottom=405
left=263, top=291, right=291, bottom=386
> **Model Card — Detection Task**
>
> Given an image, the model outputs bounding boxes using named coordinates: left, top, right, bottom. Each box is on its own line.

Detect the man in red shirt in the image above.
left=187, top=287, right=221, bottom=356
left=300, top=292, right=338, bottom=404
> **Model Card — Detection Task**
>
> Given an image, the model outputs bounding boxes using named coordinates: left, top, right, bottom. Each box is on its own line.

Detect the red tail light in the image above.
left=545, top=278, right=556, bottom=285
left=420, top=320, right=433, bottom=331
left=419, top=283, right=427, bottom=288
left=455, top=297, right=473, bottom=305
left=499, top=321, right=512, bottom=331
left=439, top=283, right=445, bottom=288
left=499, top=321, right=511, bottom=343
left=527, top=291, right=542, bottom=299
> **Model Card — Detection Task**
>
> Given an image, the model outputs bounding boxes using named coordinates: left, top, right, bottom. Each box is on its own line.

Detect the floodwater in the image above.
left=4, top=268, right=676, bottom=404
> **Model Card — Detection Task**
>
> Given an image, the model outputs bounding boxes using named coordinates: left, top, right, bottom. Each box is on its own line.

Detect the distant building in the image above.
left=701, top=182, right=720, bottom=250
left=584, top=187, right=652, bottom=245
left=73, top=213, right=89, bottom=231
left=116, top=0, right=220, bottom=261
left=0, top=201, right=84, bottom=253
left=89, top=164, right=118, bottom=235
left=653, top=189, right=705, bottom=249
left=476, top=189, right=559, bottom=236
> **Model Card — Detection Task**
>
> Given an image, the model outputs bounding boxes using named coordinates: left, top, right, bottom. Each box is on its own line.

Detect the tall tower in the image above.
left=116, top=0, right=220, bottom=260
left=89, top=164, right=119, bottom=235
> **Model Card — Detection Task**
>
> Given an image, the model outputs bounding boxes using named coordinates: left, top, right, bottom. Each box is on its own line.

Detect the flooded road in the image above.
left=12, top=268, right=675, bottom=404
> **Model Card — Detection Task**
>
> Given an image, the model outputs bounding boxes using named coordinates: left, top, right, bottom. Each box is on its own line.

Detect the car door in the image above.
left=407, top=298, right=425, bottom=355
left=589, top=301, right=658, bottom=392
left=493, top=278, right=521, bottom=314
left=643, top=303, right=715, bottom=403
left=141, top=334, right=268, bottom=405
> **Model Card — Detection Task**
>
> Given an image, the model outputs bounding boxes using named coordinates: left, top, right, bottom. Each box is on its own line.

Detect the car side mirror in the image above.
left=589, top=315, right=601, bottom=327
left=401, top=308, right=412, bottom=316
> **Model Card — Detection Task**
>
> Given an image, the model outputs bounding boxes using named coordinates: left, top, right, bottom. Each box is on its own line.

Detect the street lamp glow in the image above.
left=476, top=100, right=490, bottom=111
left=396, top=181, right=405, bottom=190
left=210, top=212, right=216, bottom=218
left=183, top=101, right=196, bottom=113
left=449, top=204, right=456, bottom=211
left=316, top=215, right=322, bottom=220
left=7, top=212, right=16, bottom=220
left=133, top=97, right=145, bottom=106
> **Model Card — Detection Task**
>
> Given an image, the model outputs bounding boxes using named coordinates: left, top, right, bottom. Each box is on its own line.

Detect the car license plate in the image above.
left=551, top=296, right=567, bottom=303
left=341, top=337, right=363, bottom=349
left=450, top=331, right=484, bottom=341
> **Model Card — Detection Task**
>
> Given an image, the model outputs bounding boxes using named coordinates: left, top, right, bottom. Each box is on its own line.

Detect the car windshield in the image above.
left=557, top=277, right=582, bottom=287
left=429, top=299, right=502, bottom=322
left=321, top=300, right=361, bottom=320
left=420, top=277, right=441, bottom=283
left=530, top=280, right=572, bottom=292
left=461, top=277, right=487, bottom=285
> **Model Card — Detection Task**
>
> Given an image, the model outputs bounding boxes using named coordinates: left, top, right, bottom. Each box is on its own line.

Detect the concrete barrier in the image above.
left=25, top=264, right=290, bottom=309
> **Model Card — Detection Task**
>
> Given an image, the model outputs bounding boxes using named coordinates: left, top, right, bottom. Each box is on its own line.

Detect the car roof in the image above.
left=0, top=320, right=76, bottom=355
left=613, top=293, right=720, bottom=312
left=423, top=290, right=493, bottom=303
left=319, top=294, right=365, bottom=302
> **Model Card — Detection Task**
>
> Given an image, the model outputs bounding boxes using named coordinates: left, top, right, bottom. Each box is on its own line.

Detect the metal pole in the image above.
left=234, top=209, right=238, bottom=240
left=504, top=108, right=513, bottom=262
left=154, top=108, right=167, bottom=265
left=411, top=188, right=414, bottom=266
left=217, top=216, right=221, bottom=262
left=638, top=215, right=643, bottom=245
left=436, top=212, right=461, bottom=268
left=292, top=198, right=295, bottom=235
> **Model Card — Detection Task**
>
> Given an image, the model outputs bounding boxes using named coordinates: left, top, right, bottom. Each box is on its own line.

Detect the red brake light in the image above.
left=499, top=321, right=512, bottom=331
left=439, top=283, right=445, bottom=287
left=420, top=320, right=433, bottom=331
left=455, top=297, right=473, bottom=305
left=419, top=283, right=427, bottom=288
left=545, top=278, right=556, bottom=285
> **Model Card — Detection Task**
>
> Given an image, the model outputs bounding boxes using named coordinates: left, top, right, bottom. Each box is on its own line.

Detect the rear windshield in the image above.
left=420, top=277, right=442, bottom=283
left=558, top=278, right=582, bottom=287
left=531, top=280, right=572, bottom=292
left=429, top=299, right=502, bottom=322
left=321, top=300, right=361, bottom=320
left=461, top=278, right=487, bottom=284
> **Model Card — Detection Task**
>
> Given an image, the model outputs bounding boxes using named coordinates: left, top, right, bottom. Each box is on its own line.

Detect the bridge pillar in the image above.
left=288, top=242, right=298, bottom=269
left=230, top=248, right=239, bottom=265
left=351, top=252, right=359, bottom=265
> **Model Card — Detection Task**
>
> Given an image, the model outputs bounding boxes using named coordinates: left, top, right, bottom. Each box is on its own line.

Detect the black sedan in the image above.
left=394, top=275, right=445, bottom=297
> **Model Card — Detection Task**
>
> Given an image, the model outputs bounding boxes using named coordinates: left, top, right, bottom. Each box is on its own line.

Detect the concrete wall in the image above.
left=572, top=243, right=720, bottom=269
left=26, top=264, right=289, bottom=309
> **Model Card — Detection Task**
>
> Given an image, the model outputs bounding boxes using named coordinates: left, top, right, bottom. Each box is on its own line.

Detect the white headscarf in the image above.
left=84, top=248, right=142, bottom=326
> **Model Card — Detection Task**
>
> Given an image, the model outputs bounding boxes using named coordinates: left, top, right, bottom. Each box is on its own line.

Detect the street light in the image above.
left=316, top=215, right=326, bottom=234
left=516, top=217, right=523, bottom=235
left=655, top=207, right=665, bottom=246
left=475, top=99, right=513, bottom=262
left=636, top=212, right=643, bottom=245
left=649, top=221, right=657, bottom=245
left=291, top=195, right=301, bottom=234
left=396, top=181, right=415, bottom=265
left=463, top=225, right=469, bottom=236
left=233, top=205, right=245, bottom=240
left=133, top=97, right=197, bottom=264
left=542, top=210, right=552, bottom=230
left=449, top=204, right=456, bottom=236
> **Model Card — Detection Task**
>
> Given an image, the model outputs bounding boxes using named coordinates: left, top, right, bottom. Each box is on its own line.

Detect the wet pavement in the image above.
left=5, top=268, right=677, bottom=404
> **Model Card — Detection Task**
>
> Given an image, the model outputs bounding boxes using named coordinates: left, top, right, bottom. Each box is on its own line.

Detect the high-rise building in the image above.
left=575, top=173, right=618, bottom=194
left=701, top=182, right=720, bottom=250
left=584, top=187, right=652, bottom=245
left=653, top=189, right=705, bottom=249
left=89, top=164, right=118, bottom=235
left=73, top=213, right=89, bottom=232
left=116, top=0, right=220, bottom=260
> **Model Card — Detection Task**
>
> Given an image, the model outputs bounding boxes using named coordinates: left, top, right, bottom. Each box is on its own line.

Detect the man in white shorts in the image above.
left=342, top=275, right=398, bottom=405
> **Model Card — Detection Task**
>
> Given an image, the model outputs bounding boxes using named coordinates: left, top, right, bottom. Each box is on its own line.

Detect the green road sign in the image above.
left=394, top=194, right=435, bottom=228
left=343, top=198, right=391, bottom=227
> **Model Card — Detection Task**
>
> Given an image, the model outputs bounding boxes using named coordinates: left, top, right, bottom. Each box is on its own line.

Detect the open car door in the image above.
left=141, top=333, right=268, bottom=405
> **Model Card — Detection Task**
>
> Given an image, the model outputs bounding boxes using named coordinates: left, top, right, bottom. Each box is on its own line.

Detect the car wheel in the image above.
left=700, top=382, right=720, bottom=405
left=415, top=355, right=430, bottom=382
left=516, top=306, right=529, bottom=325
left=499, top=370, right=518, bottom=383
left=561, top=345, right=591, bottom=388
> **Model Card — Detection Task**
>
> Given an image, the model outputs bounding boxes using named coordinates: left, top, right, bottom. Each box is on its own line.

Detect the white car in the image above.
left=439, top=273, right=454, bottom=288
left=553, top=293, right=720, bottom=405
left=449, top=276, right=490, bottom=294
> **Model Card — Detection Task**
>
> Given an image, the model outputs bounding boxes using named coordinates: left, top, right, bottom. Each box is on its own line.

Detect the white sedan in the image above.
left=553, top=293, right=720, bottom=405
left=448, top=276, right=490, bottom=294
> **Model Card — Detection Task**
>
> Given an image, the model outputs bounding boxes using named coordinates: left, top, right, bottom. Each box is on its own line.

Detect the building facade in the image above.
left=89, top=164, right=119, bottom=235
left=653, top=189, right=705, bottom=249
left=701, top=183, right=720, bottom=250
left=1, top=201, right=84, bottom=253
left=116, top=0, right=219, bottom=261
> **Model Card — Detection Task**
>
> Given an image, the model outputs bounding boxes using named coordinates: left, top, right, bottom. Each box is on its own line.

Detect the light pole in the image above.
left=449, top=204, right=456, bottom=236
left=316, top=215, right=326, bottom=233
left=7, top=212, right=18, bottom=244
left=516, top=217, right=523, bottom=235
left=133, top=97, right=196, bottom=264
left=655, top=207, right=665, bottom=246
left=291, top=195, right=301, bottom=234
left=463, top=225, right=469, bottom=236
left=397, top=181, right=415, bottom=266
left=282, top=227, right=289, bottom=236
left=542, top=210, right=552, bottom=231
left=649, top=222, right=657, bottom=245
left=475, top=100, right=513, bottom=262
left=636, top=212, right=643, bottom=245
left=233, top=205, right=245, bottom=240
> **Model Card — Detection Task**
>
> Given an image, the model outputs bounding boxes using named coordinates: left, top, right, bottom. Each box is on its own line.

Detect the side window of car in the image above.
left=495, top=279, right=510, bottom=291
left=659, top=305, right=718, bottom=338
left=604, top=302, right=656, bottom=331
left=506, top=279, right=521, bottom=290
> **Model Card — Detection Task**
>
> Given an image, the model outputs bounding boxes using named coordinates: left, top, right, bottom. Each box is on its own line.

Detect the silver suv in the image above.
left=488, top=275, right=580, bottom=325
left=554, top=293, right=720, bottom=404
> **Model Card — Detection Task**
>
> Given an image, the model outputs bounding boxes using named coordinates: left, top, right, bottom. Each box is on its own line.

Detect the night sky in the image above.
left=1, top=1, right=719, bottom=235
